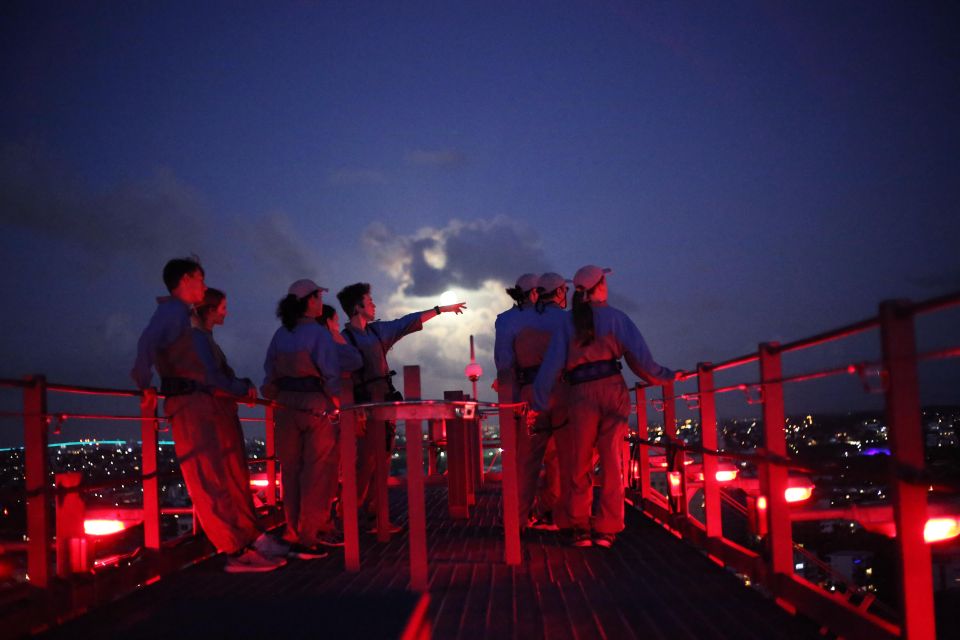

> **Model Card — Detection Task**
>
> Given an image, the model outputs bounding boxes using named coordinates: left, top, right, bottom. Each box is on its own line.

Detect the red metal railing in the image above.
left=1, top=291, right=957, bottom=638
left=627, top=293, right=960, bottom=640
left=0, top=364, right=522, bottom=633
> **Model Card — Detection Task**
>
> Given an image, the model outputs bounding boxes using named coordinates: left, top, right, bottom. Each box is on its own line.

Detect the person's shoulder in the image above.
left=495, top=307, right=517, bottom=324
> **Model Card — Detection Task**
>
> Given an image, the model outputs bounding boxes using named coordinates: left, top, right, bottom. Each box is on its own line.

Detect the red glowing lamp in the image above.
left=923, top=517, right=960, bottom=543
left=84, top=519, right=127, bottom=536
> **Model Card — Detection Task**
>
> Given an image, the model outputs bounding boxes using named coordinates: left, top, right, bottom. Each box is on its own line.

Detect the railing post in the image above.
left=264, top=405, right=278, bottom=507
left=497, top=379, right=522, bottom=566
left=140, top=389, right=160, bottom=550
left=339, top=377, right=360, bottom=572
left=880, top=300, right=935, bottom=640
left=55, top=472, right=88, bottom=576
left=759, top=342, right=792, bottom=577
left=698, top=364, right=722, bottom=539
left=663, top=381, right=687, bottom=519
left=635, top=386, right=652, bottom=501
left=443, top=390, right=471, bottom=519
left=373, top=384, right=391, bottom=543
left=24, top=375, right=51, bottom=587
left=427, top=419, right=439, bottom=477
left=403, top=366, right=428, bottom=591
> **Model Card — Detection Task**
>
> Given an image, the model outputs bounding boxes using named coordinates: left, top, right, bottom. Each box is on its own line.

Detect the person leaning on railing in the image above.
left=262, top=279, right=362, bottom=559
left=336, top=282, right=467, bottom=534
left=131, top=257, right=288, bottom=573
left=531, top=265, right=680, bottom=549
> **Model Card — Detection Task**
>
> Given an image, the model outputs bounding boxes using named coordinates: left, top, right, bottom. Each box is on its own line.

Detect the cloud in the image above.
left=404, top=149, right=466, bottom=168
left=362, top=216, right=553, bottom=297
left=382, top=280, right=505, bottom=400
left=0, top=141, right=319, bottom=283
left=325, top=168, right=387, bottom=186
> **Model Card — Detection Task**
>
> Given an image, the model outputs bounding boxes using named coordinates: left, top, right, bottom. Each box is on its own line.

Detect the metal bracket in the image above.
left=741, top=385, right=764, bottom=405
left=855, top=364, right=888, bottom=394
left=681, top=394, right=700, bottom=411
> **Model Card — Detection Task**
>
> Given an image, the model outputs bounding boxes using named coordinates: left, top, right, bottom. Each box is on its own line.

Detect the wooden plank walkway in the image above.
left=38, top=483, right=823, bottom=639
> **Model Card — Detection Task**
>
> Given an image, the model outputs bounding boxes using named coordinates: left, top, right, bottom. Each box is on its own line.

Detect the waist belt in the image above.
left=275, top=376, right=325, bottom=392
left=160, top=377, right=206, bottom=397
left=515, top=365, right=540, bottom=387
left=356, top=370, right=397, bottom=388
left=565, top=359, right=622, bottom=385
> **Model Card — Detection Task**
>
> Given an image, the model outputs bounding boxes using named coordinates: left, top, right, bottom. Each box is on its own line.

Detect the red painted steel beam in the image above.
left=662, top=381, right=687, bottom=519
left=759, top=343, right=793, bottom=577
left=55, top=472, right=87, bottom=577
left=443, top=390, right=471, bottom=519
left=497, top=380, right=522, bottom=565
left=698, top=364, right=722, bottom=539
left=23, top=375, right=51, bottom=588
left=339, top=380, right=360, bottom=572
left=264, top=406, right=278, bottom=507
left=881, top=300, right=935, bottom=640
left=635, top=386, right=652, bottom=501
left=404, top=366, right=429, bottom=591
left=140, top=391, right=161, bottom=550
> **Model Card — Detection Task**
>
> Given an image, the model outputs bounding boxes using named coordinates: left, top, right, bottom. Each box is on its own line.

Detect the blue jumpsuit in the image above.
left=533, top=302, right=673, bottom=534
left=131, top=297, right=260, bottom=554
left=495, top=301, right=568, bottom=526
left=263, top=319, right=357, bottom=545
left=342, top=312, right=423, bottom=515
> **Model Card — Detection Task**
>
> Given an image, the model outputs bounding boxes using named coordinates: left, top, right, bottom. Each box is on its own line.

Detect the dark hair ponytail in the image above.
left=277, top=293, right=311, bottom=331
left=572, top=289, right=594, bottom=345
left=505, top=285, right=526, bottom=309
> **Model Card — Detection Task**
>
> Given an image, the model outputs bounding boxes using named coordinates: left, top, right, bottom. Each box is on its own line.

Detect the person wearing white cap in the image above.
left=533, top=265, right=677, bottom=548
left=337, top=282, right=467, bottom=532
left=262, top=279, right=361, bottom=558
left=507, top=271, right=574, bottom=531
left=493, top=273, right=541, bottom=387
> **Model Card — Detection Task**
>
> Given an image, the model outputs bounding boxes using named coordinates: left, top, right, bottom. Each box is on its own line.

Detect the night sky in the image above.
left=1, top=2, right=958, bottom=444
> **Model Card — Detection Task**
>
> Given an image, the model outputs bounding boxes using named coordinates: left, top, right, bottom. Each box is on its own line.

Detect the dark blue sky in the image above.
left=1, top=1, right=958, bottom=444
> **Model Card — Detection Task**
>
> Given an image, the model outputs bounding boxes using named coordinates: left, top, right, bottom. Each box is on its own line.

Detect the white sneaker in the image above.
left=254, top=532, right=291, bottom=559
left=224, top=547, right=286, bottom=573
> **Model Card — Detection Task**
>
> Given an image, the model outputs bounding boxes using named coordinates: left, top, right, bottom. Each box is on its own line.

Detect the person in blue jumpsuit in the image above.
left=131, top=258, right=286, bottom=572
left=336, top=282, right=466, bottom=532
left=533, top=265, right=677, bottom=548
left=262, top=279, right=361, bottom=557
left=494, top=272, right=569, bottom=530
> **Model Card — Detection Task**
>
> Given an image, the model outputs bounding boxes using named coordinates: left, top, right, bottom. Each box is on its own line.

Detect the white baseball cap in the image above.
left=573, top=265, right=612, bottom=290
left=287, top=279, right=328, bottom=299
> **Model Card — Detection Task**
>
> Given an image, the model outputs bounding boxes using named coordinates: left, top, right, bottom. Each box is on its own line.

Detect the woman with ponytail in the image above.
left=533, top=265, right=677, bottom=549
left=262, top=279, right=360, bottom=558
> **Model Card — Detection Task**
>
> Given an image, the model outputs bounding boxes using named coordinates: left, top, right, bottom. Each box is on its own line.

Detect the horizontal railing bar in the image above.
left=775, top=315, right=880, bottom=355
left=910, top=289, right=960, bottom=316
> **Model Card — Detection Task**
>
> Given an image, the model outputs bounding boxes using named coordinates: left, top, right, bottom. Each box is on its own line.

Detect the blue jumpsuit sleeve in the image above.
left=494, top=313, right=516, bottom=376
left=261, top=332, right=279, bottom=396
left=531, top=317, right=571, bottom=411
left=193, top=330, right=250, bottom=396
left=130, top=303, right=186, bottom=389
left=374, top=311, right=424, bottom=350
left=617, top=313, right=674, bottom=383
left=311, top=329, right=343, bottom=395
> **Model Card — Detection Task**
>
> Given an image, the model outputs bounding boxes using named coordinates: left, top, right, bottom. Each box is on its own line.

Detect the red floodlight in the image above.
left=84, top=519, right=127, bottom=536
left=924, top=517, right=960, bottom=543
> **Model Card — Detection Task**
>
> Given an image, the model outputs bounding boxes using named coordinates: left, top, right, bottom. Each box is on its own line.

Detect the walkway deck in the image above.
left=39, top=483, right=823, bottom=639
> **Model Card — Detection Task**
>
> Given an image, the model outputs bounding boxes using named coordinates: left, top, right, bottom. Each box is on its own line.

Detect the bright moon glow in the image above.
left=439, top=290, right=457, bottom=306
